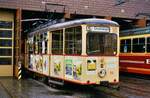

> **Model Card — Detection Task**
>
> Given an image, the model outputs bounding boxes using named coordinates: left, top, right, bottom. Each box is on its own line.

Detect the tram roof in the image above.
left=120, top=26, right=150, bottom=37
left=29, top=18, right=119, bottom=36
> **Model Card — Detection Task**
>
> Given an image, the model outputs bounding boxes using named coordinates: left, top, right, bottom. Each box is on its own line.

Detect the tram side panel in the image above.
left=49, top=55, right=119, bottom=85
left=26, top=32, right=50, bottom=76
left=85, top=57, right=119, bottom=85
left=50, top=55, right=64, bottom=79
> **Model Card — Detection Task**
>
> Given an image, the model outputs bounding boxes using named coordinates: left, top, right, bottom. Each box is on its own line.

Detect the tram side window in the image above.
left=65, top=27, right=82, bottom=55
left=34, top=34, right=40, bottom=54
left=38, top=34, right=43, bottom=54
left=132, top=38, right=145, bottom=53
left=28, top=37, right=34, bottom=54
left=147, top=37, right=150, bottom=52
left=42, top=33, right=48, bottom=54
left=52, top=30, right=63, bottom=54
left=120, top=39, right=131, bottom=53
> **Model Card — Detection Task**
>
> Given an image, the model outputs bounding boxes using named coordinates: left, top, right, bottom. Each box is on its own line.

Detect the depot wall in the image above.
left=0, top=0, right=150, bottom=19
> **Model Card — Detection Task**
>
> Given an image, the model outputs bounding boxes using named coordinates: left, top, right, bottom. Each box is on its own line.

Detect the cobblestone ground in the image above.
left=0, top=76, right=149, bottom=98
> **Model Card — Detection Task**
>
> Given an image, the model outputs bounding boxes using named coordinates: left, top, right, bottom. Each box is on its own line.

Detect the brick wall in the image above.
left=0, top=0, right=150, bottom=19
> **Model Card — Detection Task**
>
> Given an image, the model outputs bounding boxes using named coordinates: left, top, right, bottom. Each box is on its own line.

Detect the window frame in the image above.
left=86, top=32, right=117, bottom=56
left=52, top=30, right=63, bottom=55
left=120, top=39, right=132, bottom=53
left=132, top=37, right=146, bottom=53
left=65, top=26, right=82, bottom=55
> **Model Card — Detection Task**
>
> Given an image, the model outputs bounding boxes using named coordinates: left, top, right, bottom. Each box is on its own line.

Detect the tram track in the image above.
left=120, top=76, right=150, bottom=87
left=119, top=75, right=150, bottom=98
left=121, top=83, right=150, bottom=94
left=95, top=87, right=126, bottom=98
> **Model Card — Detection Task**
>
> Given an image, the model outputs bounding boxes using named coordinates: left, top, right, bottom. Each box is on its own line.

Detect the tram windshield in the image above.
left=87, top=33, right=117, bottom=56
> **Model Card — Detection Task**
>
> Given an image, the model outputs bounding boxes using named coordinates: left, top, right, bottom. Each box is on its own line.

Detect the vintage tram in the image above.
left=25, top=18, right=119, bottom=86
left=120, top=26, right=150, bottom=75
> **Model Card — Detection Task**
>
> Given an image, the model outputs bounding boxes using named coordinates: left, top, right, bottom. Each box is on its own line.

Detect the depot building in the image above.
left=0, top=0, right=150, bottom=77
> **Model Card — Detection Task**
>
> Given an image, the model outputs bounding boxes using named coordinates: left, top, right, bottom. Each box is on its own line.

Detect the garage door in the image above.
left=0, top=10, right=14, bottom=76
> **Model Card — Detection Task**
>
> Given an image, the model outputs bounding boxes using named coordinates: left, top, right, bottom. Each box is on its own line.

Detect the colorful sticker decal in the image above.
left=53, top=56, right=62, bottom=76
left=107, top=58, right=117, bottom=68
left=86, top=58, right=97, bottom=75
left=36, top=55, right=43, bottom=72
left=54, top=61, right=61, bottom=75
left=87, top=59, right=96, bottom=71
left=32, top=55, right=37, bottom=71
left=43, top=56, right=49, bottom=75
left=65, top=59, right=73, bottom=79
left=29, top=55, right=34, bottom=69
left=73, top=60, right=82, bottom=80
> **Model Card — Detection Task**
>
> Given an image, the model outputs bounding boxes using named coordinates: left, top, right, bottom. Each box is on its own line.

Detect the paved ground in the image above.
left=0, top=75, right=150, bottom=98
left=0, top=81, right=11, bottom=98
left=0, top=77, right=114, bottom=98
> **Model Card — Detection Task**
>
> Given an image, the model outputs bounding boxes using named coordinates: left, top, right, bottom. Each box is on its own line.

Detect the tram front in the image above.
left=83, top=25, right=119, bottom=86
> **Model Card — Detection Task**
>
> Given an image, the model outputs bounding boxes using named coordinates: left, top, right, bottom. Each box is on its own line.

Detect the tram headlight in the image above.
left=98, top=69, right=106, bottom=78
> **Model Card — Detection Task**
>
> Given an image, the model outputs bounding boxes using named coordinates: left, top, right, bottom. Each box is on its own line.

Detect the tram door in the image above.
left=0, top=11, right=14, bottom=76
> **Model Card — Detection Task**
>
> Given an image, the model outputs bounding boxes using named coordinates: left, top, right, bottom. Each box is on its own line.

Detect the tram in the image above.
left=25, top=18, right=119, bottom=86
left=120, top=26, right=150, bottom=75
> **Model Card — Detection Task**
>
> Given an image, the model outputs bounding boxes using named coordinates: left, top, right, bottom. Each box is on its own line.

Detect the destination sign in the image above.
left=87, top=26, right=110, bottom=32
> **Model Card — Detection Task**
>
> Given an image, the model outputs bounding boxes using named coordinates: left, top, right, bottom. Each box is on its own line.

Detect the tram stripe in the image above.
left=120, top=60, right=145, bottom=64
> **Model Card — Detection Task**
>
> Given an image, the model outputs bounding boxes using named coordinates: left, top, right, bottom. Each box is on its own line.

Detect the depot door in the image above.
left=0, top=10, right=14, bottom=76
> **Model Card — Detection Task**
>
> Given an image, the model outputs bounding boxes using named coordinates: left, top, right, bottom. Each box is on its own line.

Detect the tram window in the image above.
left=0, top=21, right=12, bottom=29
left=28, top=43, right=34, bottom=53
left=36, top=34, right=40, bottom=42
left=28, top=37, right=34, bottom=53
left=52, top=30, right=63, bottom=54
left=34, top=35, right=40, bottom=54
left=42, top=33, right=48, bottom=54
left=120, top=39, right=131, bottom=53
left=0, top=30, right=12, bottom=38
left=104, top=34, right=117, bottom=55
left=0, top=58, right=12, bottom=65
left=0, top=39, right=12, bottom=47
left=39, top=41, right=42, bottom=53
left=45, top=41, right=47, bottom=54
left=65, top=27, right=82, bottom=55
left=35, top=42, right=38, bottom=54
left=132, top=38, right=145, bottom=53
left=147, top=37, right=150, bottom=52
left=37, top=34, right=42, bottom=54
left=0, top=48, right=12, bottom=56
left=87, top=33, right=117, bottom=55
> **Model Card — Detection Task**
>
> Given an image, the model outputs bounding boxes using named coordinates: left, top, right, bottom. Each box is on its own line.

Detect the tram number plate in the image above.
left=146, top=59, right=150, bottom=64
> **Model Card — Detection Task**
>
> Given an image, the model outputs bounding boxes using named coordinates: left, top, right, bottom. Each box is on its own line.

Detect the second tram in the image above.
left=120, top=26, right=150, bottom=75
left=25, top=18, right=119, bottom=86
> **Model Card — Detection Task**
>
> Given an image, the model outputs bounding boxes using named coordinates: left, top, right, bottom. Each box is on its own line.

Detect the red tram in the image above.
left=119, top=26, right=150, bottom=75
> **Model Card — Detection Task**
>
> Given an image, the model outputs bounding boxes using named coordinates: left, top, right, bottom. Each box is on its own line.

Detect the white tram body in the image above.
left=25, top=18, right=119, bottom=85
